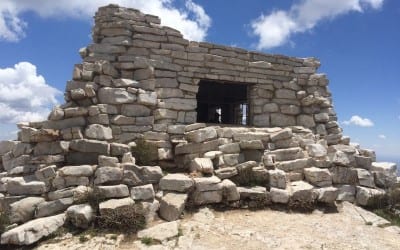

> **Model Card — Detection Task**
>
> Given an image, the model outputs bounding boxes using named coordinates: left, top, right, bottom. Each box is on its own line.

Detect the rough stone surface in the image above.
left=159, top=192, right=188, bottom=221
left=159, top=174, right=194, bottom=192
left=1, top=214, right=66, bottom=245
left=66, top=204, right=94, bottom=229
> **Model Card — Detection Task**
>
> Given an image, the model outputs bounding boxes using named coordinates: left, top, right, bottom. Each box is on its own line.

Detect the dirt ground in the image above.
left=36, top=202, right=400, bottom=250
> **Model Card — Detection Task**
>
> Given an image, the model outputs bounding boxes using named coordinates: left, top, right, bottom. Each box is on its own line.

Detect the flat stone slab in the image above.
left=137, top=221, right=179, bottom=242
left=1, top=214, right=66, bottom=245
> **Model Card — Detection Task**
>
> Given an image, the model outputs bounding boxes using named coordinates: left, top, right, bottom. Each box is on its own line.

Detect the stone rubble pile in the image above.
left=0, top=4, right=398, bottom=246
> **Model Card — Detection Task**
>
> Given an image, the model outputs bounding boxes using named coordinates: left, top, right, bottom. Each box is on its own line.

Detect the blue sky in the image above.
left=0, top=0, right=399, bottom=161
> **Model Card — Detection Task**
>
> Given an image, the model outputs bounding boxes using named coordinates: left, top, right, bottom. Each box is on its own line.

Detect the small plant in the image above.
left=141, top=237, right=154, bottom=245
left=131, top=139, right=158, bottom=166
left=177, top=227, right=183, bottom=237
left=79, top=235, right=89, bottom=243
left=110, top=234, right=118, bottom=240
left=0, top=212, right=10, bottom=234
left=97, top=204, right=146, bottom=233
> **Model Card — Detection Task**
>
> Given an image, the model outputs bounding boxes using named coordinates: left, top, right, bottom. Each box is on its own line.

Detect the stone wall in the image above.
left=0, top=4, right=398, bottom=246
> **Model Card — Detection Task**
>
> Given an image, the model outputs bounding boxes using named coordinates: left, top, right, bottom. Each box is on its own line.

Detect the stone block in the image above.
left=130, top=184, right=155, bottom=200
left=159, top=174, right=194, bottom=192
left=159, top=192, right=188, bottom=221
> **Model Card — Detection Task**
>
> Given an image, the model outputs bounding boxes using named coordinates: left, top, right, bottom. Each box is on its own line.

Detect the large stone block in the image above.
left=185, top=127, right=217, bottom=143
left=66, top=204, right=94, bottom=229
left=159, top=174, right=194, bottom=192
left=9, top=197, right=45, bottom=223
left=69, top=139, right=109, bottom=154
left=96, top=184, right=130, bottom=198
left=98, top=87, right=136, bottom=104
left=159, top=192, right=187, bottom=221
left=1, top=214, right=66, bottom=245
left=304, top=167, right=332, bottom=187
left=85, top=124, right=113, bottom=140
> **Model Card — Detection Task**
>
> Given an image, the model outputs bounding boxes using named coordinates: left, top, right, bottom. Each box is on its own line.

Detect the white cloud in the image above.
left=342, top=115, right=374, bottom=127
left=251, top=0, right=384, bottom=49
left=0, top=62, right=61, bottom=124
left=378, top=134, right=386, bottom=139
left=0, top=0, right=211, bottom=42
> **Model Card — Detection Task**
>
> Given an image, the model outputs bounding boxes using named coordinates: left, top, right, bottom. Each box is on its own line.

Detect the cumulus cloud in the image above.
left=251, top=0, right=384, bottom=49
left=342, top=115, right=374, bottom=127
left=0, top=0, right=211, bottom=42
left=378, top=134, right=386, bottom=139
left=0, top=62, right=61, bottom=124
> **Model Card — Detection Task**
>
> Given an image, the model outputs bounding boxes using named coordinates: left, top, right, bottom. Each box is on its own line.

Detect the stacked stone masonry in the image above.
left=0, top=4, right=399, bottom=245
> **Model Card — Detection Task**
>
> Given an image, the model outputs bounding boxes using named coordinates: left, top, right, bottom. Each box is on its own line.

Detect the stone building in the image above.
left=0, top=5, right=398, bottom=246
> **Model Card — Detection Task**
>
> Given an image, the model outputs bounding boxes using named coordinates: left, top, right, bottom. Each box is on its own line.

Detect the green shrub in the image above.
left=97, top=204, right=146, bottom=233
left=0, top=212, right=10, bottom=234
left=132, top=139, right=158, bottom=166
left=141, top=237, right=155, bottom=245
left=79, top=235, right=89, bottom=243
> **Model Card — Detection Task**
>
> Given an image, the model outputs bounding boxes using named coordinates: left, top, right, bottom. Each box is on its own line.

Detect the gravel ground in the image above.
left=36, top=202, right=400, bottom=250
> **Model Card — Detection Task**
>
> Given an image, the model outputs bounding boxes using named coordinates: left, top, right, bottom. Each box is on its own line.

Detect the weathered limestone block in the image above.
left=238, top=186, right=268, bottom=203
left=270, top=128, right=292, bottom=142
left=267, top=147, right=304, bottom=161
left=69, top=139, right=109, bottom=154
left=137, top=221, right=179, bottom=242
left=42, top=117, right=86, bottom=130
left=98, top=155, right=119, bottom=167
left=219, top=143, right=241, bottom=154
left=185, top=127, right=217, bottom=143
left=59, top=165, right=94, bottom=177
left=85, top=124, right=113, bottom=140
left=356, top=169, right=375, bottom=188
left=330, top=166, right=358, bottom=185
left=304, top=167, right=332, bottom=187
left=275, top=89, right=296, bottom=99
left=33, top=141, right=69, bottom=156
left=52, top=175, right=89, bottom=189
left=317, top=187, right=338, bottom=203
left=307, top=144, right=327, bottom=158
left=270, top=187, right=290, bottom=204
left=194, top=176, right=222, bottom=192
left=159, top=174, right=194, bottom=192
left=0, top=214, right=66, bottom=245
left=35, top=166, right=57, bottom=181
left=7, top=177, right=48, bottom=195
left=96, top=184, right=130, bottom=198
left=223, top=153, right=244, bottom=166
left=66, top=204, right=94, bottom=229
left=233, top=132, right=270, bottom=142
left=253, top=114, right=270, bottom=126
left=175, top=140, right=219, bottom=155
left=371, top=162, right=397, bottom=188
left=193, top=190, right=223, bottom=205
left=269, top=169, right=287, bottom=189
left=239, top=140, right=264, bottom=150
left=121, top=104, right=151, bottom=117
left=297, top=115, right=316, bottom=128
left=280, top=105, right=300, bottom=115
left=158, top=98, right=196, bottom=110
left=270, top=114, right=296, bottom=127
left=355, top=155, right=372, bottom=170
left=98, top=87, right=136, bottom=104
left=336, top=185, right=356, bottom=202
left=190, top=157, right=214, bottom=174
left=9, top=197, right=45, bottom=223
left=130, top=184, right=155, bottom=200
left=221, top=179, right=240, bottom=201
left=140, top=166, right=163, bottom=184
left=289, top=181, right=318, bottom=203
left=94, top=166, right=123, bottom=184
left=215, top=167, right=238, bottom=179
left=35, top=197, right=74, bottom=218
left=20, top=127, right=60, bottom=143
left=276, top=158, right=309, bottom=172
left=159, top=192, right=187, bottom=221
left=356, top=186, right=385, bottom=206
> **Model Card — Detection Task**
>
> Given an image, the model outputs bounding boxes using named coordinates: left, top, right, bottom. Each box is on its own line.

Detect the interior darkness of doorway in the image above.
left=196, top=80, right=249, bottom=125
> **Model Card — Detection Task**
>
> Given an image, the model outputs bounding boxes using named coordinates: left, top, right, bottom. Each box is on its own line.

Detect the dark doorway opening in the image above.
left=196, top=80, right=249, bottom=125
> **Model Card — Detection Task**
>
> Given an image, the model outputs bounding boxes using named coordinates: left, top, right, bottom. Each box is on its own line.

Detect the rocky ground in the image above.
left=34, top=202, right=400, bottom=250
